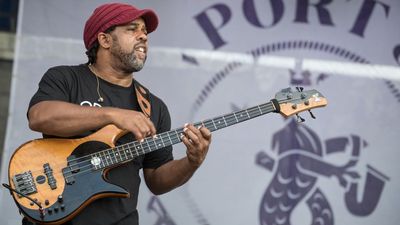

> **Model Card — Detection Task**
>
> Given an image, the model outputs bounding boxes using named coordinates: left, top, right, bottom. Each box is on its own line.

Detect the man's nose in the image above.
left=137, top=31, right=147, bottom=42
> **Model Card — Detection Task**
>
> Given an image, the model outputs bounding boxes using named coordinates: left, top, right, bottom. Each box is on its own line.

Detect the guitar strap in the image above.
left=134, top=80, right=151, bottom=118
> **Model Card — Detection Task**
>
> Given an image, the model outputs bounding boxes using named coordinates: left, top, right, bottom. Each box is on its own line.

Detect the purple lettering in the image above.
left=242, top=0, right=284, bottom=28
left=294, top=0, right=334, bottom=25
left=194, top=3, right=232, bottom=50
left=349, top=0, right=390, bottom=37
left=394, top=44, right=400, bottom=65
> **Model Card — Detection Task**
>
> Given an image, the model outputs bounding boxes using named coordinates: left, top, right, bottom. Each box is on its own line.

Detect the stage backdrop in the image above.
left=1, top=0, right=400, bottom=224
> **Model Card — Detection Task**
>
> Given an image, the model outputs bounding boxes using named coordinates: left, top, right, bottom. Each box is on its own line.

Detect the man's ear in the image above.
left=97, top=32, right=112, bottom=49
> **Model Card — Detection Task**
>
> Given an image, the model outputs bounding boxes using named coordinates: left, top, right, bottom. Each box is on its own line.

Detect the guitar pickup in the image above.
left=43, top=163, right=57, bottom=190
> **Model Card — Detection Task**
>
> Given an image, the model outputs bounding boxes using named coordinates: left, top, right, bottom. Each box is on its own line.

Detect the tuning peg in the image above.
left=308, top=110, right=316, bottom=119
left=296, top=113, right=305, bottom=123
left=296, top=87, right=304, bottom=92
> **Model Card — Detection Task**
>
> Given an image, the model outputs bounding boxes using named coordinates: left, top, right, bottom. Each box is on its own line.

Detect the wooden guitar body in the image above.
left=8, top=125, right=130, bottom=224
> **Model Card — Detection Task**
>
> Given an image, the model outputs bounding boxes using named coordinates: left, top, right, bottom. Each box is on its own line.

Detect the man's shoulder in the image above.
left=43, top=64, right=89, bottom=83
left=46, top=64, right=87, bottom=75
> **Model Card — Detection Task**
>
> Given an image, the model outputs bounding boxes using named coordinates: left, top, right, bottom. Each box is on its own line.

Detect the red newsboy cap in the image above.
left=83, top=3, right=158, bottom=50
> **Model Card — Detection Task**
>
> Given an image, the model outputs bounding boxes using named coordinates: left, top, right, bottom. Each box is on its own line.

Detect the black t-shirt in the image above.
left=26, top=64, right=173, bottom=225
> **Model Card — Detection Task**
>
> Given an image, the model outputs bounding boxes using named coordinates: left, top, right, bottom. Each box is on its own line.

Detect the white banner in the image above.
left=1, top=0, right=399, bottom=224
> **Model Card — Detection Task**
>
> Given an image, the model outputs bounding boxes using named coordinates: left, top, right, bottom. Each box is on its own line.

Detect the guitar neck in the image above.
left=91, top=100, right=278, bottom=170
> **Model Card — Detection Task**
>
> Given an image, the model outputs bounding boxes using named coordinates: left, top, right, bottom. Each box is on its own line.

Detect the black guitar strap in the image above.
left=134, top=80, right=151, bottom=118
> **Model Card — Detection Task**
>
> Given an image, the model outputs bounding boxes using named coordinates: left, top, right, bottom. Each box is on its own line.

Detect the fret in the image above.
left=144, top=139, right=151, bottom=155
left=257, top=105, right=263, bottom=115
left=118, top=146, right=123, bottom=161
left=225, top=114, right=234, bottom=126
left=211, top=119, right=217, bottom=131
left=139, top=141, right=146, bottom=155
left=115, top=148, right=122, bottom=162
left=114, top=151, right=119, bottom=163
left=222, top=116, right=228, bottom=127
left=174, top=130, right=182, bottom=144
left=149, top=138, right=157, bottom=151
left=201, top=120, right=211, bottom=131
left=120, top=146, right=127, bottom=161
left=127, top=143, right=134, bottom=156
left=101, top=150, right=107, bottom=168
left=249, top=107, right=259, bottom=117
left=133, top=143, right=141, bottom=156
left=233, top=113, right=239, bottom=123
left=247, top=108, right=254, bottom=118
left=117, top=147, right=123, bottom=161
left=237, top=111, right=245, bottom=122
left=174, top=130, right=181, bottom=143
left=112, top=149, right=117, bottom=164
left=166, top=132, right=173, bottom=146
left=107, top=149, right=114, bottom=165
left=214, top=117, right=225, bottom=129
left=153, top=136, right=161, bottom=149
left=156, top=137, right=164, bottom=148
left=159, top=135, right=166, bottom=148
left=260, top=103, right=269, bottom=113
left=127, top=144, right=134, bottom=159
left=111, top=150, right=118, bottom=164
left=245, top=109, right=250, bottom=119
left=122, top=145, right=130, bottom=160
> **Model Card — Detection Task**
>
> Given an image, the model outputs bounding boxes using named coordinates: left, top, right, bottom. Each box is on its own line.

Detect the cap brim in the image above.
left=136, top=9, right=158, bottom=33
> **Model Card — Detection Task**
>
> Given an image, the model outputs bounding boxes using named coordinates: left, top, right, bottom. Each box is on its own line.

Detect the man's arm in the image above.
left=143, top=124, right=211, bottom=195
left=28, top=100, right=156, bottom=139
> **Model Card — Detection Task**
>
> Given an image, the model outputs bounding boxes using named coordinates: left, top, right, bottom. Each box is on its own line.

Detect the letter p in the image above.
left=194, top=4, right=231, bottom=50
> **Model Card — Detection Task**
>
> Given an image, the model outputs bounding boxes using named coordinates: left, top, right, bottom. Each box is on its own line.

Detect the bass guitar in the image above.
left=4, top=87, right=327, bottom=224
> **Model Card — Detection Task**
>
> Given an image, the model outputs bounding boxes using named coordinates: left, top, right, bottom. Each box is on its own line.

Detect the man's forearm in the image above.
left=144, top=157, right=198, bottom=195
left=28, top=101, right=115, bottom=137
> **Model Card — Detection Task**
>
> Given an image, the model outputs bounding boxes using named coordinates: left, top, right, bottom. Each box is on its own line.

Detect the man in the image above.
left=24, top=3, right=211, bottom=225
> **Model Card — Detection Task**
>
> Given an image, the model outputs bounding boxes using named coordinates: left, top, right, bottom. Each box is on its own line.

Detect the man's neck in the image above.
left=89, top=63, right=133, bottom=87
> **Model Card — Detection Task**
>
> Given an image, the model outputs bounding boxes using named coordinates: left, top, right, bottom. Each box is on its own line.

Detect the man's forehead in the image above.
left=126, top=18, right=146, bottom=26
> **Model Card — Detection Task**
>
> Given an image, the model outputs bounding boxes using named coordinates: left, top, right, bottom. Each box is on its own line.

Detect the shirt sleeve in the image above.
left=142, top=97, right=174, bottom=169
left=28, top=67, right=72, bottom=111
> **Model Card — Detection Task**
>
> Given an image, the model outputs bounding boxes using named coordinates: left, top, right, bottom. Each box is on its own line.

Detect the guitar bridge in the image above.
left=12, top=171, right=37, bottom=197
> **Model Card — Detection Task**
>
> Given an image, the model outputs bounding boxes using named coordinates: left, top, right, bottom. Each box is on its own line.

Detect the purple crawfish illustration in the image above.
left=256, top=119, right=389, bottom=225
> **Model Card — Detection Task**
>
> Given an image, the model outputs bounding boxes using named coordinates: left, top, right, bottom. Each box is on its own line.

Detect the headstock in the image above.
left=275, top=87, right=328, bottom=122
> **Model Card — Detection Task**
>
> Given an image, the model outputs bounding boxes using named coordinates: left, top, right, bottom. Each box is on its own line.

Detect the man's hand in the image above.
left=143, top=123, right=212, bottom=195
left=108, top=108, right=156, bottom=141
left=181, top=124, right=212, bottom=168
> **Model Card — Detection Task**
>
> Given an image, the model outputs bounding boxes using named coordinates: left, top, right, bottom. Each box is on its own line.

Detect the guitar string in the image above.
left=16, top=97, right=307, bottom=182
left=15, top=100, right=284, bottom=181
left=60, top=104, right=278, bottom=181
left=19, top=102, right=277, bottom=177
left=65, top=101, right=276, bottom=167
left=15, top=100, right=284, bottom=182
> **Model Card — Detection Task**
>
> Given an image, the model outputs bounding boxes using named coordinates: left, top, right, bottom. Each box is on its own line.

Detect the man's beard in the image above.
left=110, top=38, right=146, bottom=73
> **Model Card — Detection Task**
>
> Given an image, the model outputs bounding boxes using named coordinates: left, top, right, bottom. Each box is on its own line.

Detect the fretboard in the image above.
left=90, top=100, right=277, bottom=170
